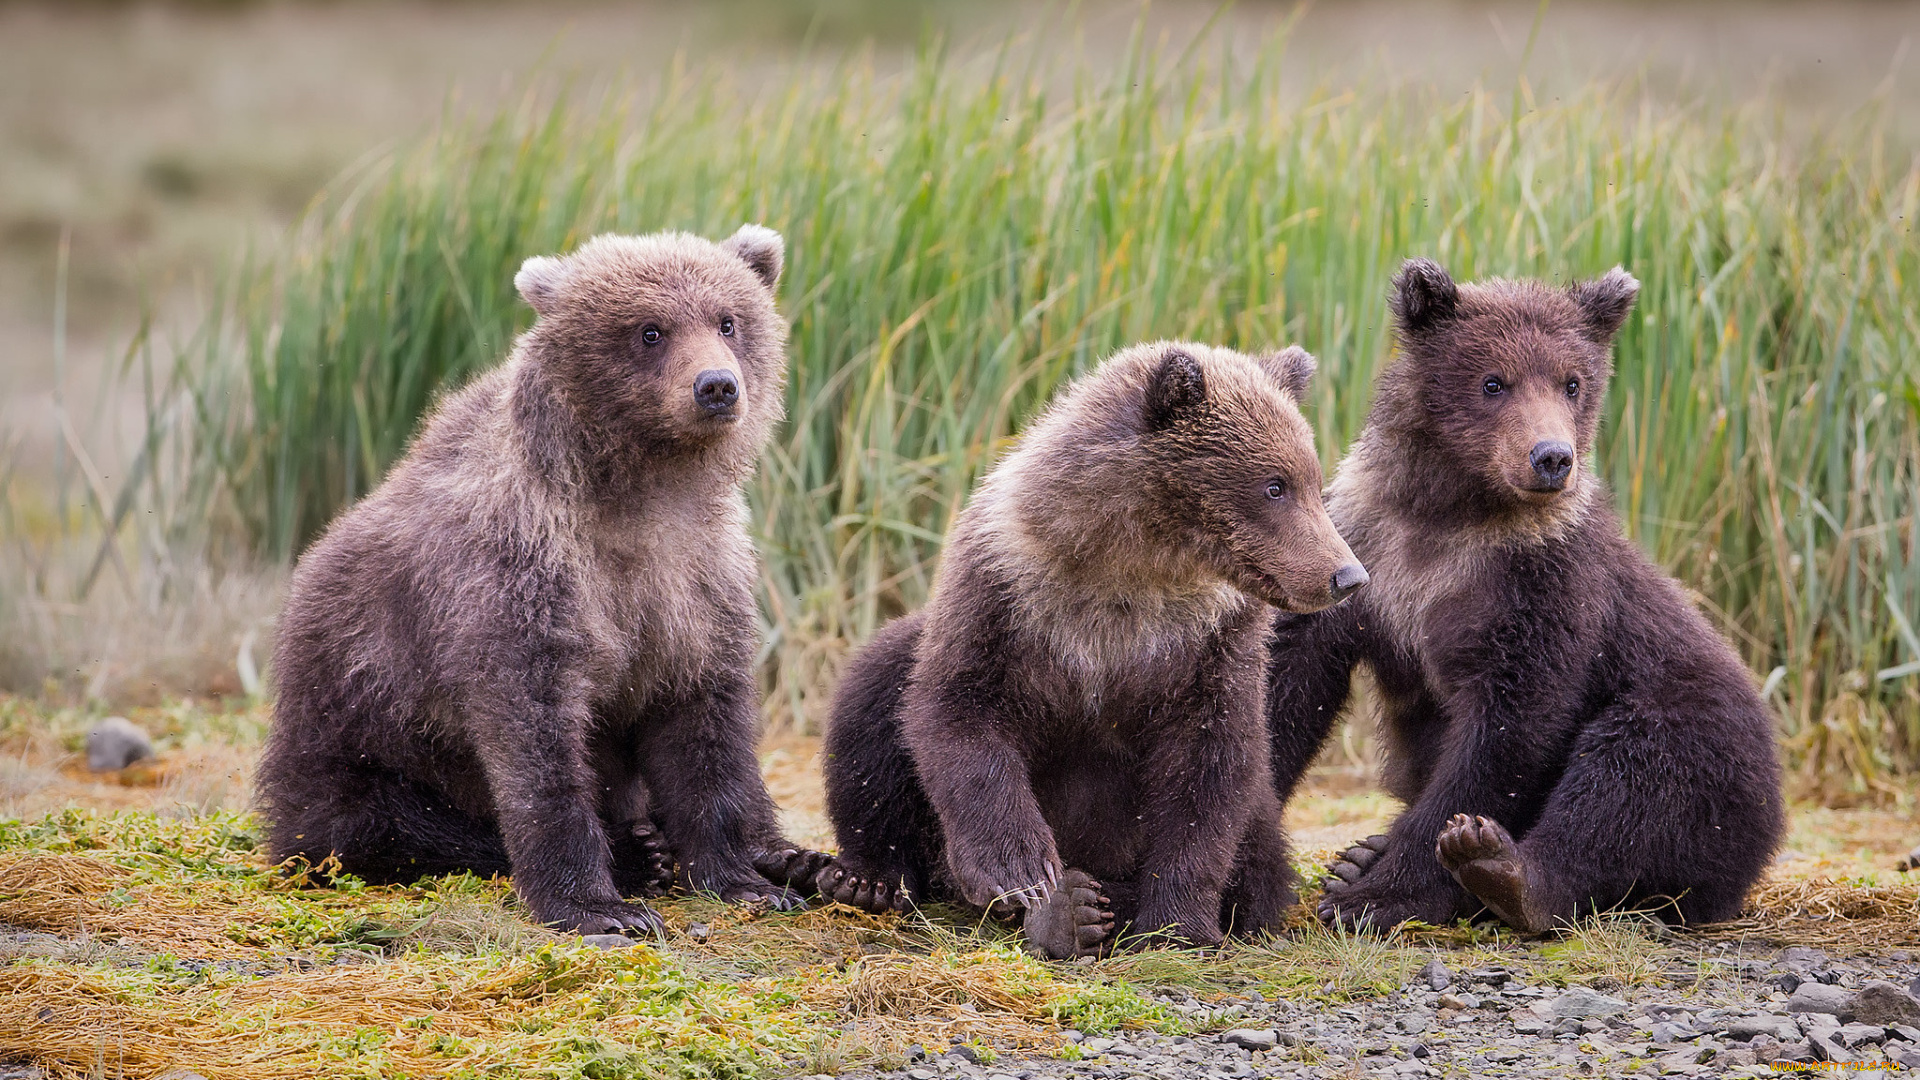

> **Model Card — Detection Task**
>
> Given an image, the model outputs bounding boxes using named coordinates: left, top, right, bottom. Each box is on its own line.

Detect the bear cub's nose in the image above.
left=1529, top=440, right=1574, bottom=489
left=694, top=370, right=740, bottom=415
left=1330, top=562, right=1370, bottom=602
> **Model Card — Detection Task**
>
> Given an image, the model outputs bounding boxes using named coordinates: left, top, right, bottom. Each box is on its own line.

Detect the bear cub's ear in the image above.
left=1257, top=345, right=1317, bottom=402
left=1568, top=266, right=1640, bottom=343
left=515, top=255, right=569, bottom=318
left=1144, top=349, right=1207, bottom=431
left=1390, top=257, right=1459, bottom=334
left=721, top=224, right=785, bottom=291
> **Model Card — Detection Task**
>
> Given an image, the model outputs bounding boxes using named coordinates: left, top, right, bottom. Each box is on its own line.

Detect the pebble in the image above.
left=1418, top=956, right=1453, bottom=991
left=1435, top=991, right=1479, bottom=1010
left=578, top=934, right=637, bottom=949
left=1786, top=981, right=1854, bottom=1018
left=85, top=716, right=152, bottom=772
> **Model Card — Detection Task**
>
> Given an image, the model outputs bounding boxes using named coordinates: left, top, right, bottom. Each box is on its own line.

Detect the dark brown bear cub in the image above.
left=258, top=226, right=827, bottom=936
left=1267, top=259, right=1784, bottom=933
left=819, top=342, right=1368, bottom=958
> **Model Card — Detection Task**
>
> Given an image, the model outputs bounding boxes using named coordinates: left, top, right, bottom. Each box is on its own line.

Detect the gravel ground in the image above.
left=849, top=944, right=1920, bottom=1079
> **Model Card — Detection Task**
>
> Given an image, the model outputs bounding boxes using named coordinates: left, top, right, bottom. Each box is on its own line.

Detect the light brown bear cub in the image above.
left=258, top=226, right=827, bottom=937
left=820, top=342, right=1367, bottom=958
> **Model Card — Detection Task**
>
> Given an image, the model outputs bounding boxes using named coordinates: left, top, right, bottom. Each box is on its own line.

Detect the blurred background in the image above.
left=1, top=1, right=1916, bottom=851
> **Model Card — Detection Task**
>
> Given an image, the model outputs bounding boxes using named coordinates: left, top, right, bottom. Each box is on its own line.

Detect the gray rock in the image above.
left=1777, top=946, right=1830, bottom=971
left=1081, top=1038, right=1113, bottom=1054
left=1391, top=1011, right=1431, bottom=1036
left=1889, top=1023, right=1920, bottom=1044
left=1435, top=991, right=1479, bottom=1011
left=906, top=1071, right=937, bottom=1080
left=1850, top=980, right=1920, bottom=1026
left=1220, top=1029, right=1277, bottom=1052
left=1721, top=1015, right=1796, bottom=1042
left=1418, top=957, right=1453, bottom=992
left=85, top=716, right=152, bottom=772
left=1897, top=1047, right=1920, bottom=1070
left=1533, top=985, right=1630, bottom=1020
left=950, top=1044, right=985, bottom=1065
left=1838, top=1022, right=1887, bottom=1048
left=1787, top=981, right=1854, bottom=1019
left=578, top=934, right=637, bottom=949
left=1511, top=1017, right=1546, bottom=1035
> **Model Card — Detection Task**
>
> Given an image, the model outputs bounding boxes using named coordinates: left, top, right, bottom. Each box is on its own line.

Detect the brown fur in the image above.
left=821, top=342, right=1365, bottom=957
left=1266, top=260, right=1784, bottom=933
left=256, top=226, right=828, bottom=936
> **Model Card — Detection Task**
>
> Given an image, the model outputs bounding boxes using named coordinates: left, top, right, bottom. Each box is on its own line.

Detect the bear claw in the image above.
left=1022, top=869, right=1115, bottom=960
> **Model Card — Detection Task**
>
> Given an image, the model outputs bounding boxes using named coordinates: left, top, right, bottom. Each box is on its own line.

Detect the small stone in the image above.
left=1849, top=980, right=1920, bottom=1026
left=1220, top=1029, right=1278, bottom=1052
left=906, top=1044, right=928, bottom=1061
left=985, top=1073, right=1018, bottom=1080
left=1897, top=1047, right=1920, bottom=1070
left=1838, top=1022, right=1887, bottom=1048
left=1060, top=1030, right=1083, bottom=1043
left=1787, top=982, right=1854, bottom=1019
left=1534, top=986, right=1630, bottom=1021
left=1419, top=956, right=1453, bottom=991
left=85, top=716, right=152, bottom=772
left=1487, top=1047, right=1523, bottom=1063
left=578, top=934, right=636, bottom=949
left=1468, top=967, right=1512, bottom=987
left=1082, top=1038, right=1114, bottom=1054
left=1392, top=1011, right=1432, bottom=1036
left=1436, top=991, right=1479, bottom=1011
left=950, top=1044, right=984, bottom=1064
left=907, top=1071, right=936, bottom=1080
left=1777, top=946, right=1830, bottom=971
left=1512, top=1017, right=1546, bottom=1035
left=1889, top=1023, right=1920, bottom=1043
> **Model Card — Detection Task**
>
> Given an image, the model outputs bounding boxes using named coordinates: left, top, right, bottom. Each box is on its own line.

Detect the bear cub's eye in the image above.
left=1483, top=377, right=1505, bottom=396
left=719, top=316, right=735, bottom=337
left=1565, top=376, right=1580, bottom=397
left=1266, top=479, right=1289, bottom=501
left=641, top=325, right=663, bottom=346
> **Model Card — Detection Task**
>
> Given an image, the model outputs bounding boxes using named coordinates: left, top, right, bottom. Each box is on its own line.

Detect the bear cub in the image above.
left=820, top=342, right=1368, bottom=958
left=1266, top=259, right=1784, bottom=933
left=257, top=226, right=828, bottom=935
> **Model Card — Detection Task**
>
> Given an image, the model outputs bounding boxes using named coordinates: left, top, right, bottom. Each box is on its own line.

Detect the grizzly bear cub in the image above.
left=1267, top=259, right=1784, bottom=933
left=257, top=226, right=827, bottom=936
left=819, top=342, right=1369, bottom=958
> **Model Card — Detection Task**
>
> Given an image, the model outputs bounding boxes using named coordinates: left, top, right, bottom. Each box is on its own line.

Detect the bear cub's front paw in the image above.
left=542, top=898, right=667, bottom=938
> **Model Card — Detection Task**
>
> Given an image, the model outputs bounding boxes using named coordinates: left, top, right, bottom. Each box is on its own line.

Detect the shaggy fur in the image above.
left=820, top=343, right=1367, bottom=958
left=1266, top=259, right=1784, bottom=933
left=257, top=226, right=827, bottom=935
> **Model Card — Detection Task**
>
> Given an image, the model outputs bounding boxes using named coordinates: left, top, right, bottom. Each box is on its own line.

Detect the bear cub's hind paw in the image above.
left=814, top=861, right=915, bottom=914
left=1436, top=814, right=1550, bottom=934
left=611, top=824, right=677, bottom=898
left=1023, top=869, right=1115, bottom=960
left=752, top=846, right=836, bottom=894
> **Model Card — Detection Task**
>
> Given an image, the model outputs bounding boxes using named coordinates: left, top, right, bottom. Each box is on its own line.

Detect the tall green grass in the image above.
left=158, top=34, right=1919, bottom=791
